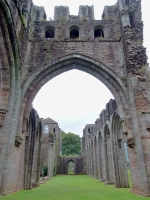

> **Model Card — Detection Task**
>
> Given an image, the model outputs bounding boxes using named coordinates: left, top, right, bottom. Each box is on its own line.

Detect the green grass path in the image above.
left=1, top=175, right=149, bottom=200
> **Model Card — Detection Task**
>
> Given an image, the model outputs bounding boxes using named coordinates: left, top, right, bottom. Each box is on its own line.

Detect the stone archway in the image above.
left=67, top=160, right=75, bottom=175
left=58, top=157, right=84, bottom=175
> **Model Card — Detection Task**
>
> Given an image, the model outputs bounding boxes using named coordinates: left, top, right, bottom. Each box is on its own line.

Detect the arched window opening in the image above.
left=44, top=124, right=49, bottom=133
left=45, top=27, right=55, bottom=38
left=94, top=28, right=104, bottom=38
left=70, top=26, right=79, bottom=39
left=68, top=161, right=75, bottom=174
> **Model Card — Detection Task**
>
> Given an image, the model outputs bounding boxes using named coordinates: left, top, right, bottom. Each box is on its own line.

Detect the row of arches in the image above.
left=45, top=26, right=104, bottom=39
left=83, top=101, right=129, bottom=188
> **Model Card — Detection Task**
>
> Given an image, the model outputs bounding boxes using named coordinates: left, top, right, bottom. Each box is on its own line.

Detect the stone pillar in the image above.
left=118, top=0, right=150, bottom=195
left=89, top=143, right=92, bottom=176
left=97, top=134, right=104, bottom=182
left=94, top=138, right=99, bottom=178
left=86, top=145, right=89, bottom=175
left=48, top=143, right=54, bottom=177
left=93, top=140, right=96, bottom=178
left=104, top=134, right=109, bottom=183
left=104, top=127, right=115, bottom=185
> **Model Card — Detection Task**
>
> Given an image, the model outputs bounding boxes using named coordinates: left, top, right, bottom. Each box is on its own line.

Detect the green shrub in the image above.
left=43, top=165, right=48, bottom=176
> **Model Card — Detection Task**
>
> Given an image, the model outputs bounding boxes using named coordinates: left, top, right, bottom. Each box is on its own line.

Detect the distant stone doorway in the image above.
left=68, top=160, right=75, bottom=175
left=58, top=157, right=84, bottom=175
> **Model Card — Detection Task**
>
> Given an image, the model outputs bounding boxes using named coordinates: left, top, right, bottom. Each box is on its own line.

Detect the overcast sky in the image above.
left=32, top=0, right=150, bottom=136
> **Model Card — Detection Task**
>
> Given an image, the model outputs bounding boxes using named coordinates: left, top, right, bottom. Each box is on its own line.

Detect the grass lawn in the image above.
left=0, top=175, right=149, bottom=200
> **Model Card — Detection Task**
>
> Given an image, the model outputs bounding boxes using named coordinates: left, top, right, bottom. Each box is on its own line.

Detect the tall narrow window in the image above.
left=70, top=26, right=79, bottom=39
left=45, top=27, right=55, bottom=38
left=94, top=27, right=104, bottom=38
left=44, top=124, right=49, bottom=133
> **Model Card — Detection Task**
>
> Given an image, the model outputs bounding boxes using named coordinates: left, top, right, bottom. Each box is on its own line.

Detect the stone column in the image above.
left=93, top=140, right=96, bottom=178
left=97, top=134, right=104, bottom=182
left=97, top=138, right=100, bottom=180
left=48, top=143, right=54, bottom=177
left=89, top=143, right=92, bottom=176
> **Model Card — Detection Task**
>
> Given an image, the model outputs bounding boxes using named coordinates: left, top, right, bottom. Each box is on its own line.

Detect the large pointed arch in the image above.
left=18, top=54, right=130, bottom=135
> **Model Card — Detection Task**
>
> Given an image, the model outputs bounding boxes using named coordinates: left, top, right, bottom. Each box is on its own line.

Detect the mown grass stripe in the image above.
left=0, top=175, right=149, bottom=200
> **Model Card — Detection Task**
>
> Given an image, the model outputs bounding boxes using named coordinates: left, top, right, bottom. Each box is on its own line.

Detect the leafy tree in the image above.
left=61, top=131, right=81, bottom=156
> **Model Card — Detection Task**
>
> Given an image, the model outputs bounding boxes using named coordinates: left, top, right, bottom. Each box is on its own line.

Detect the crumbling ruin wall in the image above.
left=41, top=118, right=62, bottom=177
left=58, top=157, right=84, bottom=175
left=82, top=99, right=129, bottom=187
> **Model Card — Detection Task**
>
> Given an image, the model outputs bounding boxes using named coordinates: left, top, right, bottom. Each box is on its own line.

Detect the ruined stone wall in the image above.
left=58, top=157, right=84, bottom=175
left=41, top=118, right=62, bottom=177
left=83, top=99, right=129, bottom=187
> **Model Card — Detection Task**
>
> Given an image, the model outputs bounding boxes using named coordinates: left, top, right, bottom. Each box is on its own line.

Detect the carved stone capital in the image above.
left=0, top=109, right=8, bottom=128
left=15, top=136, right=23, bottom=147
left=126, top=138, right=135, bottom=148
